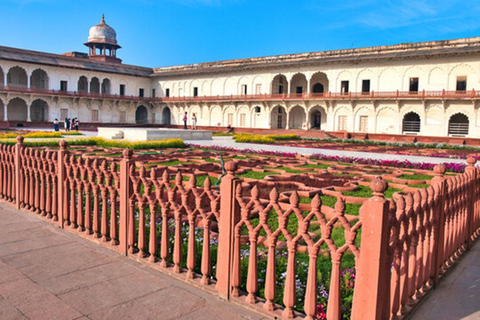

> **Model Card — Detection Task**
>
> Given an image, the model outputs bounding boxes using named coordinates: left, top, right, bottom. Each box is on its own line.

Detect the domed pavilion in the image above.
left=84, top=14, right=122, bottom=64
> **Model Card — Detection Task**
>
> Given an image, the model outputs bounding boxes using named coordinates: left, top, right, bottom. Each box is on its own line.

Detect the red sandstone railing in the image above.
left=157, top=90, right=480, bottom=102
left=0, top=85, right=144, bottom=102
left=1, top=85, right=480, bottom=103
left=0, top=137, right=479, bottom=319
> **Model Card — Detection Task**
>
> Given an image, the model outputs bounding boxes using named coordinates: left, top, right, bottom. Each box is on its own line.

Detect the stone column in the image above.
left=27, top=105, right=31, bottom=122
left=285, top=108, right=290, bottom=130
left=4, top=103, right=8, bottom=121
left=305, top=107, right=310, bottom=130
left=265, top=106, right=271, bottom=129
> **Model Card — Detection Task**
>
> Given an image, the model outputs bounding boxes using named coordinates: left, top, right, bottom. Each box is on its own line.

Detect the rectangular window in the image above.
left=278, top=84, right=284, bottom=94
left=359, top=116, right=368, bottom=132
left=60, top=108, right=68, bottom=120
left=255, top=84, right=262, bottom=94
left=341, top=81, right=349, bottom=94
left=338, top=115, right=347, bottom=131
left=166, top=88, right=170, bottom=97
left=60, top=81, right=68, bottom=92
left=240, top=114, right=246, bottom=127
left=362, top=80, right=370, bottom=93
left=151, top=89, right=156, bottom=98
left=227, top=113, right=234, bottom=126
left=119, top=111, right=126, bottom=123
left=409, top=78, right=419, bottom=92
left=119, top=84, right=125, bottom=96
left=139, top=88, right=144, bottom=97
left=193, top=87, right=198, bottom=97
left=296, top=86, right=303, bottom=94
left=241, top=85, right=247, bottom=95
left=92, top=110, right=99, bottom=122
left=456, top=76, right=467, bottom=91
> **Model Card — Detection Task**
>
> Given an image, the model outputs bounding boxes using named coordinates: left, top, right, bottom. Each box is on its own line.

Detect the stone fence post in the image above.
left=15, top=136, right=24, bottom=209
left=57, top=140, right=69, bottom=228
left=119, top=149, right=133, bottom=256
left=431, top=164, right=446, bottom=287
left=351, top=176, right=391, bottom=320
left=216, top=161, right=241, bottom=299
left=464, top=157, right=477, bottom=249
left=432, top=164, right=447, bottom=286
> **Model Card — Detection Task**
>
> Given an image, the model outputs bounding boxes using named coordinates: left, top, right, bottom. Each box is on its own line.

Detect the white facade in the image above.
left=1, top=26, right=480, bottom=137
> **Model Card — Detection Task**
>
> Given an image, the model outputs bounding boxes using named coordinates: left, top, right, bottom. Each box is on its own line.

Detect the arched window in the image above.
left=162, top=107, right=171, bottom=125
left=7, top=98, right=28, bottom=121
left=312, top=83, right=324, bottom=94
left=7, top=66, right=28, bottom=87
left=402, top=112, right=421, bottom=133
left=448, top=113, right=469, bottom=136
left=135, top=105, right=148, bottom=124
left=101, top=79, right=111, bottom=94
left=290, top=73, right=307, bottom=94
left=30, top=99, right=48, bottom=122
left=90, top=77, right=100, bottom=94
left=271, top=74, right=288, bottom=94
left=30, top=69, right=49, bottom=89
left=78, top=76, right=88, bottom=93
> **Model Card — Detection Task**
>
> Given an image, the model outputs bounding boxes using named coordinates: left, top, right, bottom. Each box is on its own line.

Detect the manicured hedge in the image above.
left=0, top=137, right=185, bottom=149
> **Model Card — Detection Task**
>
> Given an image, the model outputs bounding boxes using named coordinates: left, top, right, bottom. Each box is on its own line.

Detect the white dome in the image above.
left=87, top=15, right=117, bottom=45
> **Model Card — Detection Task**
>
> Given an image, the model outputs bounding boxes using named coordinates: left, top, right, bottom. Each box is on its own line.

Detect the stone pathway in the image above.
left=186, top=136, right=467, bottom=165
left=410, top=239, right=480, bottom=320
left=0, top=203, right=266, bottom=320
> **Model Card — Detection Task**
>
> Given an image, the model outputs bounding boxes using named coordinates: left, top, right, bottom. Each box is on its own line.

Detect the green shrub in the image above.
left=0, top=137, right=185, bottom=149
left=266, top=134, right=300, bottom=141
left=233, top=133, right=300, bottom=143
left=234, top=134, right=275, bottom=143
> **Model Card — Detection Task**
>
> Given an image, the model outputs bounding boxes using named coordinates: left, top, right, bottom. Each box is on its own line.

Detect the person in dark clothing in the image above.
left=183, top=112, right=188, bottom=129
left=53, top=118, right=59, bottom=131
left=65, top=118, right=70, bottom=132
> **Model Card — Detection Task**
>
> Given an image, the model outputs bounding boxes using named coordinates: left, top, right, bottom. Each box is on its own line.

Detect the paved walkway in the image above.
left=410, top=239, right=480, bottom=320
left=0, top=203, right=265, bottom=320
left=186, top=137, right=467, bottom=165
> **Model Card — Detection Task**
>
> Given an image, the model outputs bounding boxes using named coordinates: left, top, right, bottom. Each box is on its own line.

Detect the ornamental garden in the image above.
left=0, top=130, right=478, bottom=320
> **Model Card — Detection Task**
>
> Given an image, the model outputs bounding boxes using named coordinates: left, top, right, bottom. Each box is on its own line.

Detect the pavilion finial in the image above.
left=101, top=14, right=105, bottom=23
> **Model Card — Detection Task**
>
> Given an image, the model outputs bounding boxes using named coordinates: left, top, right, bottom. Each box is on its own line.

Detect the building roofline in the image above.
left=152, top=36, right=480, bottom=76
left=0, top=45, right=152, bottom=77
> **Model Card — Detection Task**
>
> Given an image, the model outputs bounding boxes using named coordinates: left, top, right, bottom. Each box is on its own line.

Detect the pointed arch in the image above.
left=30, top=68, right=49, bottom=89
left=7, top=66, right=28, bottom=87
left=271, top=74, right=288, bottom=94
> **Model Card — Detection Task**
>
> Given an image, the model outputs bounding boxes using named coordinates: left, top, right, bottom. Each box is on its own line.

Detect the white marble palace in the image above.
left=1, top=15, right=480, bottom=137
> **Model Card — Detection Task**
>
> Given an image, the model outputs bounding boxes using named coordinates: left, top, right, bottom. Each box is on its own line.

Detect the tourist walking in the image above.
left=192, top=114, right=197, bottom=130
left=183, top=112, right=188, bottom=129
left=64, top=117, right=70, bottom=132
left=53, top=118, right=59, bottom=131
left=74, top=118, right=79, bottom=131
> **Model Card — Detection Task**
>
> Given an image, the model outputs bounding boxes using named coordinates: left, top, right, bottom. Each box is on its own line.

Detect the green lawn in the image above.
left=297, top=163, right=331, bottom=169
left=265, top=166, right=309, bottom=174
left=399, top=174, right=433, bottom=180
left=300, top=196, right=362, bottom=216
left=238, top=171, right=280, bottom=179
left=342, top=185, right=401, bottom=199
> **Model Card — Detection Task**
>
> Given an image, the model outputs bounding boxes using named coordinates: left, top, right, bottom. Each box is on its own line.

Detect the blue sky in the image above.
left=1, top=0, right=480, bottom=68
